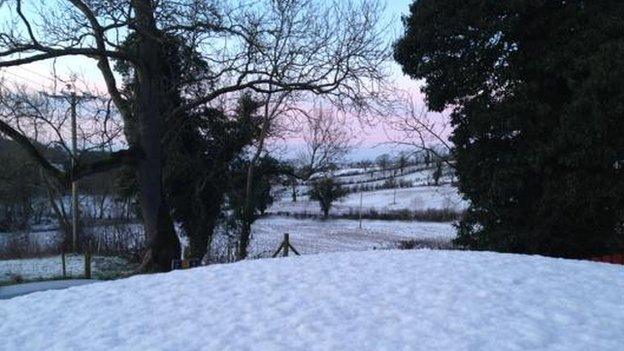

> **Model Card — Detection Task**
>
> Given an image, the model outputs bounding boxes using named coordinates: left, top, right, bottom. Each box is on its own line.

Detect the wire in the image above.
left=13, top=66, right=58, bottom=84
left=0, top=69, right=51, bottom=91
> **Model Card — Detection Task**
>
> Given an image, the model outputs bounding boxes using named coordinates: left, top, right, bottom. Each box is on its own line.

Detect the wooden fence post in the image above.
left=272, top=233, right=300, bottom=258
left=61, top=250, right=66, bottom=278
left=283, top=233, right=289, bottom=257
left=84, top=243, right=92, bottom=279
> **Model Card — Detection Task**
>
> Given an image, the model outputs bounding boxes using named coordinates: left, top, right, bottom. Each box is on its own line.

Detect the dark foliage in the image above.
left=228, top=155, right=282, bottom=220
left=395, top=0, right=624, bottom=258
left=116, top=34, right=261, bottom=260
left=165, top=100, right=259, bottom=260
left=309, top=177, right=349, bottom=218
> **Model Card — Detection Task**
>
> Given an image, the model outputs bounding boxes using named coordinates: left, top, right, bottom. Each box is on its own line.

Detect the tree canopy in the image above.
left=309, top=177, right=348, bottom=218
left=395, top=0, right=624, bottom=258
left=0, top=0, right=390, bottom=271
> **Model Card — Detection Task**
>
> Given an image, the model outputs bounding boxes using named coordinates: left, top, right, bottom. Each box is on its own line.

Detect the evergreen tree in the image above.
left=228, top=155, right=282, bottom=221
left=395, top=0, right=624, bottom=257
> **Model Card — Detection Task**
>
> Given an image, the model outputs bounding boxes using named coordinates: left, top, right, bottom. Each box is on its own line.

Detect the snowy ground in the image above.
left=1, top=250, right=622, bottom=350
left=0, top=279, right=97, bottom=300
left=328, top=164, right=430, bottom=184
left=248, top=216, right=455, bottom=257
left=269, top=184, right=467, bottom=216
left=0, top=255, right=131, bottom=284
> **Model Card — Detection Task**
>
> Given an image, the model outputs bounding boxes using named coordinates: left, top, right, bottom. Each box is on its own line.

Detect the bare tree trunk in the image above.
left=132, top=0, right=180, bottom=272
left=237, top=111, right=271, bottom=260
left=237, top=161, right=257, bottom=260
left=187, top=226, right=211, bottom=261
left=42, top=174, right=72, bottom=250
left=187, top=209, right=218, bottom=261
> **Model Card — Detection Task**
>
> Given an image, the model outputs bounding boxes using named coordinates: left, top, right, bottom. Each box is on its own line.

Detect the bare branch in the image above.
left=385, top=92, right=455, bottom=168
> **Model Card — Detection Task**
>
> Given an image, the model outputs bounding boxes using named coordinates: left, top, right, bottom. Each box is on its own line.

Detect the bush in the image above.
left=309, top=178, right=349, bottom=218
left=397, top=238, right=458, bottom=250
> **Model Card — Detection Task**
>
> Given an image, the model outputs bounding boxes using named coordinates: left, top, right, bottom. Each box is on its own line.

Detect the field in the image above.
left=269, top=184, right=466, bottom=217
left=248, top=216, right=455, bottom=257
left=1, top=163, right=463, bottom=283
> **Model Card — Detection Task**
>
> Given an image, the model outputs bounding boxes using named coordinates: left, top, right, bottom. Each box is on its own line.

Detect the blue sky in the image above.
left=0, top=0, right=426, bottom=160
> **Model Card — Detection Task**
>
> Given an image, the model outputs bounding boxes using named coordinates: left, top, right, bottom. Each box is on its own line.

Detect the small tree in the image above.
left=376, top=154, right=391, bottom=175
left=396, top=152, right=409, bottom=174
left=285, top=107, right=354, bottom=205
left=360, top=160, right=373, bottom=171
left=309, top=178, right=348, bottom=218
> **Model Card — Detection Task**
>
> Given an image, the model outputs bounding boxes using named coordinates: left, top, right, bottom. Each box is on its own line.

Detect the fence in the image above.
left=272, top=233, right=300, bottom=258
left=1, top=248, right=93, bottom=285
left=173, top=233, right=301, bottom=271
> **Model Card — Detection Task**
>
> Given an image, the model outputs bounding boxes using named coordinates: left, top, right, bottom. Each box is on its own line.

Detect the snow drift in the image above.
left=1, top=250, right=623, bottom=350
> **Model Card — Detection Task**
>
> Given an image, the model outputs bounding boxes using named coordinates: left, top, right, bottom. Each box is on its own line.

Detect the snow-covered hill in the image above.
left=1, top=250, right=622, bottom=350
left=248, top=216, right=455, bottom=256
left=269, top=183, right=467, bottom=216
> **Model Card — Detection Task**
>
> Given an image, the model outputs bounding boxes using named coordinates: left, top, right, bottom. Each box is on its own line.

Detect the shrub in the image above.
left=309, top=178, right=349, bottom=218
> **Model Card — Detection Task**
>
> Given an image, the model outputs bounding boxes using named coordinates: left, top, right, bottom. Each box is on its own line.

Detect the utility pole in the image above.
left=45, top=88, right=93, bottom=252
left=69, top=92, right=79, bottom=253
left=358, top=191, right=363, bottom=229
left=393, top=185, right=397, bottom=205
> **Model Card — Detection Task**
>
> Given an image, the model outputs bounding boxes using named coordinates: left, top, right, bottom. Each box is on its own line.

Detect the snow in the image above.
left=328, top=164, right=426, bottom=184
left=248, top=216, right=455, bottom=257
left=269, top=184, right=467, bottom=216
left=0, top=255, right=130, bottom=284
left=0, top=279, right=97, bottom=300
left=1, top=250, right=623, bottom=350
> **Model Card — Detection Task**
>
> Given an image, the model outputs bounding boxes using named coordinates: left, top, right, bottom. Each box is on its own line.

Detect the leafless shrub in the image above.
left=397, top=238, right=458, bottom=251
left=89, top=221, right=145, bottom=262
left=9, top=273, right=24, bottom=284
left=0, top=232, right=61, bottom=259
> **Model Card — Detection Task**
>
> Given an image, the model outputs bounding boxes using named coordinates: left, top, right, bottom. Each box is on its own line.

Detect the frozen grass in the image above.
left=0, top=255, right=132, bottom=285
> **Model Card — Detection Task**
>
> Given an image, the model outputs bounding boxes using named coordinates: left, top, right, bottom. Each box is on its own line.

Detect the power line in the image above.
left=13, top=66, right=58, bottom=83
left=3, top=66, right=105, bottom=96
left=1, top=69, right=51, bottom=91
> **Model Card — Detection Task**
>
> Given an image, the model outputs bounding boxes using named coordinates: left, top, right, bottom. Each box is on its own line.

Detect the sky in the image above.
left=0, top=0, right=437, bottom=161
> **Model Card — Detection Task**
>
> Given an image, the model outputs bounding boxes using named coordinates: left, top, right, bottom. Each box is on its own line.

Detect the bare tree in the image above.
left=359, top=160, right=373, bottom=172
left=297, top=108, right=354, bottom=178
left=236, top=92, right=289, bottom=261
left=286, top=106, right=354, bottom=200
left=375, top=153, right=390, bottom=174
left=0, top=0, right=390, bottom=271
left=236, top=103, right=355, bottom=260
left=0, top=80, right=124, bottom=246
left=386, top=94, right=454, bottom=169
left=396, top=152, right=409, bottom=174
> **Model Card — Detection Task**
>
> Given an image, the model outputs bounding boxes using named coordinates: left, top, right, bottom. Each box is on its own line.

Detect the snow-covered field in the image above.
left=0, top=255, right=130, bottom=284
left=248, top=216, right=455, bottom=257
left=269, top=184, right=467, bottom=216
left=327, top=164, right=431, bottom=184
left=1, top=250, right=622, bottom=350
